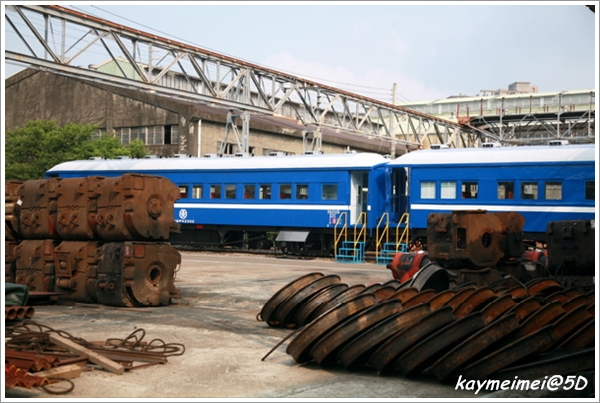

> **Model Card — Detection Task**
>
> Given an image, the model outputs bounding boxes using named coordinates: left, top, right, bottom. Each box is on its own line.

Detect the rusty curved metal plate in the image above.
left=371, top=285, right=399, bottom=303
left=408, top=263, right=450, bottom=293
left=451, top=287, right=498, bottom=319
left=494, top=346, right=595, bottom=381
left=402, top=289, right=436, bottom=309
left=548, top=303, right=594, bottom=349
left=337, top=303, right=431, bottom=370
left=587, top=303, right=594, bottom=315
left=545, top=290, right=568, bottom=303
left=428, top=313, right=520, bottom=382
left=293, top=283, right=349, bottom=327
left=556, top=318, right=595, bottom=351
left=273, top=274, right=342, bottom=328
left=309, top=299, right=404, bottom=366
left=428, top=290, right=456, bottom=311
left=310, top=284, right=367, bottom=319
left=258, top=272, right=323, bottom=325
left=563, top=287, right=583, bottom=299
left=381, top=279, right=401, bottom=289
left=286, top=293, right=377, bottom=364
left=460, top=325, right=556, bottom=380
left=502, top=296, right=543, bottom=322
left=585, top=290, right=594, bottom=303
left=502, top=285, right=528, bottom=299
left=480, top=294, right=517, bottom=325
left=385, top=287, right=418, bottom=303
left=513, top=300, right=565, bottom=339
left=368, top=305, right=456, bottom=373
left=561, top=294, right=590, bottom=313
left=394, top=311, right=486, bottom=377
left=358, top=282, right=384, bottom=295
left=442, top=287, right=477, bottom=310
left=526, top=278, right=563, bottom=296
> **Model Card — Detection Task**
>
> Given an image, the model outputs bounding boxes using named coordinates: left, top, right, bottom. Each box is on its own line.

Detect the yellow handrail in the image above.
left=353, top=212, right=367, bottom=251
left=376, top=213, right=390, bottom=261
left=334, top=212, right=348, bottom=255
left=396, top=213, right=410, bottom=251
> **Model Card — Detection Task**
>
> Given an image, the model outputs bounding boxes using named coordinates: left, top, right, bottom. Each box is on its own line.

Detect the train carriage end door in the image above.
left=350, top=171, right=368, bottom=225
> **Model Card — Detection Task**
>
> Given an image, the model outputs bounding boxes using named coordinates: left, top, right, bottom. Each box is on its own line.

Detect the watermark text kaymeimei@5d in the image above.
left=455, top=375, right=589, bottom=395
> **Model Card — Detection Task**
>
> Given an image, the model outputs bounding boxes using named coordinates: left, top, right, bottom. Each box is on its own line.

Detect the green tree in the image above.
left=4, top=120, right=139, bottom=180
left=128, top=139, right=147, bottom=159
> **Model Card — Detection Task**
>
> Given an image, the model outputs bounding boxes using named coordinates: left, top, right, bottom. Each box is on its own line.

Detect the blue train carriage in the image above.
left=46, top=152, right=392, bottom=255
left=387, top=143, right=596, bottom=246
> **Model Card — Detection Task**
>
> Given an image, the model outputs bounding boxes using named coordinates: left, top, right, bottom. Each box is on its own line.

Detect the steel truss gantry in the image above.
left=4, top=5, right=487, bottom=154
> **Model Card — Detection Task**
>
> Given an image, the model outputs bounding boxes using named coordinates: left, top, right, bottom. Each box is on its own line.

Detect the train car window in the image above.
left=544, top=182, right=562, bottom=200
left=244, top=184, right=256, bottom=199
left=440, top=181, right=456, bottom=199
left=296, top=184, right=309, bottom=200
left=225, top=184, right=236, bottom=199
left=179, top=185, right=189, bottom=199
left=259, top=184, right=271, bottom=200
left=322, top=184, right=338, bottom=200
left=497, top=182, right=514, bottom=200
left=585, top=181, right=595, bottom=200
left=461, top=182, right=478, bottom=199
left=280, top=184, right=292, bottom=199
left=192, top=185, right=203, bottom=199
left=420, top=182, right=436, bottom=199
left=521, top=182, right=538, bottom=200
left=210, top=184, right=221, bottom=199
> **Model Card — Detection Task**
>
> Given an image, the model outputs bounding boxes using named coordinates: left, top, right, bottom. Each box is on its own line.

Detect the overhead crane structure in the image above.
left=4, top=5, right=488, bottom=155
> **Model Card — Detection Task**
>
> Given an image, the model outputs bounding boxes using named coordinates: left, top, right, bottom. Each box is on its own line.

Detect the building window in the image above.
left=585, top=181, right=595, bottom=200
left=440, top=181, right=456, bottom=199
left=420, top=181, right=436, bottom=199
left=296, top=184, right=309, bottom=200
left=225, top=184, right=236, bottom=199
left=521, top=182, right=538, bottom=200
left=210, top=185, right=221, bottom=199
left=131, top=127, right=146, bottom=142
left=498, top=182, right=515, bottom=199
left=280, top=184, right=292, bottom=199
left=461, top=182, right=478, bottom=199
left=192, top=185, right=203, bottom=199
left=147, top=126, right=164, bottom=145
left=259, top=184, right=271, bottom=200
left=545, top=182, right=562, bottom=200
left=322, top=184, right=338, bottom=200
left=119, top=128, right=131, bottom=145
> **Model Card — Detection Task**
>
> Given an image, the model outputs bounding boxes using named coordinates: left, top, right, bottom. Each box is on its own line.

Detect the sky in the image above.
left=2, top=2, right=598, bottom=103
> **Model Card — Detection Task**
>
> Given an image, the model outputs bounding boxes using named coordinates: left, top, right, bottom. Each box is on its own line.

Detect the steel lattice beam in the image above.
left=4, top=4, right=484, bottom=151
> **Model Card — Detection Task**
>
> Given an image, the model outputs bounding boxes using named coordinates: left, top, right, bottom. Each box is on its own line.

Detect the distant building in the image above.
left=480, top=82, right=539, bottom=97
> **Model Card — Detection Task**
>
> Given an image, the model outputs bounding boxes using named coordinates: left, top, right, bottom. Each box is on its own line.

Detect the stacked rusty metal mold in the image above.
left=259, top=273, right=595, bottom=383
left=4, top=174, right=182, bottom=307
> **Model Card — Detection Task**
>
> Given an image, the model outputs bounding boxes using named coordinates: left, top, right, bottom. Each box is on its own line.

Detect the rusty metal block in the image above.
left=546, top=219, right=595, bottom=276
left=55, top=177, right=104, bottom=240
left=5, top=180, right=24, bottom=240
left=52, top=241, right=101, bottom=303
left=14, top=239, right=57, bottom=292
left=5, top=240, right=19, bottom=283
left=18, top=178, right=61, bottom=239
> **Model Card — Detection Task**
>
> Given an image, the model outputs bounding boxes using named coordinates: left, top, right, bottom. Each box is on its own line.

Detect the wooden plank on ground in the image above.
left=48, top=334, right=124, bottom=375
left=33, top=363, right=83, bottom=379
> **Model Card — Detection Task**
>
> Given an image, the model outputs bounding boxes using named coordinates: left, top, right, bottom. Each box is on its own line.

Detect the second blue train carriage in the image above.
left=46, top=152, right=392, bottom=255
left=387, top=143, right=596, bottom=244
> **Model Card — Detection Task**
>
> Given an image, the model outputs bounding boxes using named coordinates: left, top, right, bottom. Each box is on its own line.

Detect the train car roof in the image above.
left=388, top=143, right=596, bottom=167
left=47, top=152, right=390, bottom=175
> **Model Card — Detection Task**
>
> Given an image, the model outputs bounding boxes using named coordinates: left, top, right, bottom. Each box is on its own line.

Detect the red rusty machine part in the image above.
left=5, top=174, right=182, bottom=307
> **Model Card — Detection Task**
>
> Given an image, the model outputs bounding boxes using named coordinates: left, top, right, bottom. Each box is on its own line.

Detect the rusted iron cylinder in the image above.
left=14, top=239, right=57, bottom=292
left=53, top=241, right=102, bottom=303
left=427, top=210, right=525, bottom=269
left=55, top=176, right=105, bottom=240
left=95, top=242, right=181, bottom=307
left=17, top=178, right=61, bottom=239
left=5, top=180, right=24, bottom=241
left=94, top=174, right=181, bottom=241
left=546, top=220, right=595, bottom=276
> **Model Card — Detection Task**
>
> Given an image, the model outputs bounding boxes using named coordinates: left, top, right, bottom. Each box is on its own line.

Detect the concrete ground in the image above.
left=3, top=252, right=594, bottom=400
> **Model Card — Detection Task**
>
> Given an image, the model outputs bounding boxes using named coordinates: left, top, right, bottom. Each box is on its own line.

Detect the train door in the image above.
left=391, top=167, right=408, bottom=222
left=350, top=171, right=369, bottom=224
